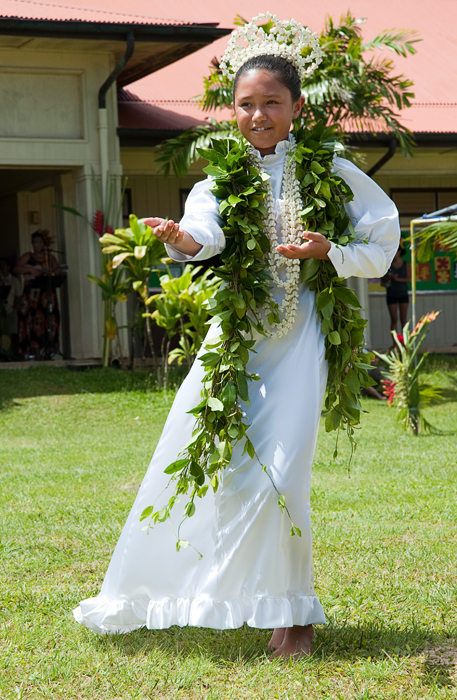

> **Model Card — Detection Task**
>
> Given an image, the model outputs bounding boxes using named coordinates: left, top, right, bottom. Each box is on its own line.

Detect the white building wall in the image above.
left=0, top=45, right=123, bottom=359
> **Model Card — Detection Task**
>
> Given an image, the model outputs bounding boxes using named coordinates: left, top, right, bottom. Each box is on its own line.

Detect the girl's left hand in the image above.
left=276, top=231, right=331, bottom=260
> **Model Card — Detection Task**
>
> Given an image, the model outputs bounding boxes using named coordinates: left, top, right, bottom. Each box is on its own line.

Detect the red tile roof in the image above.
left=3, top=1, right=456, bottom=134
left=118, top=91, right=207, bottom=130
left=123, top=0, right=457, bottom=135
left=0, top=0, right=215, bottom=25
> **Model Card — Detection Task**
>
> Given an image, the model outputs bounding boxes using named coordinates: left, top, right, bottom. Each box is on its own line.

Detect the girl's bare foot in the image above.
left=272, top=624, right=313, bottom=659
left=268, top=628, right=286, bottom=650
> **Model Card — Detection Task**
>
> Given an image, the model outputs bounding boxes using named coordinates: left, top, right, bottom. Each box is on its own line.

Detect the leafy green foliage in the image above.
left=141, top=135, right=290, bottom=543
left=100, top=215, right=165, bottom=297
left=299, top=13, right=419, bottom=156
left=291, top=122, right=375, bottom=452
left=154, top=119, right=238, bottom=178
left=415, top=220, right=457, bottom=263
left=375, top=313, right=442, bottom=434
left=141, top=123, right=374, bottom=546
left=147, top=265, right=220, bottom=384
left=100, top=215, right=166, bottom=358
left=155, top=13, right=419, bottom=177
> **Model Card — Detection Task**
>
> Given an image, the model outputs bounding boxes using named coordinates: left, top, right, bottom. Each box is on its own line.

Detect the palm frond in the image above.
left=192, top=57, right=233, bottom=112
left=154, top=120, right=238, bottom=178
left=233, top=14, right=248, bottom=26
left=364, top=29, right=421, bottom=56
left=153, top=12, right=419, bottom=176
left=415, top=221, right=457, bottom=262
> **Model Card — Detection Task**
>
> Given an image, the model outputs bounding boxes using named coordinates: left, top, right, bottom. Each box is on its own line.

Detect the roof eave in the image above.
left=0, top=17, right=230, bottom=43
left=0, top=17, right=231, bottom=86
left=118, top=127, right=188, bottom=147
left=119, top=128, right=457, bottom=149
left=346, top=132, right=457, bottom=148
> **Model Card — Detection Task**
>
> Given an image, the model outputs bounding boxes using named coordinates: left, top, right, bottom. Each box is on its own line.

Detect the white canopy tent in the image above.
left=409, top=204, right=457, bottom=328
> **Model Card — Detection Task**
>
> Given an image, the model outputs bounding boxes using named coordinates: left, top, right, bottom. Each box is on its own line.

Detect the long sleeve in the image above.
left=165, top=179, right=226, bottom=262
left=327, top=157, right=400, bottom=279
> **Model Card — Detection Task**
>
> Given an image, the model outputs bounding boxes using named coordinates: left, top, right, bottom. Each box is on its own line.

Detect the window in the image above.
left=391, top=188, right=457, bottom=229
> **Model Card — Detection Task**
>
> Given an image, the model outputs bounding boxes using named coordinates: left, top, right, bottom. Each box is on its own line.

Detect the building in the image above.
left=0, top=2, right=229, bottom=360
left=1, top=1, right=456, bottom=359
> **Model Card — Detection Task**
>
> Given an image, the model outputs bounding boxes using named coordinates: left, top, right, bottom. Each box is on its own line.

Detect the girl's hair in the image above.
left=232, top=55, right=302, bottom=102
left=31, top=230, right=45, bottom=242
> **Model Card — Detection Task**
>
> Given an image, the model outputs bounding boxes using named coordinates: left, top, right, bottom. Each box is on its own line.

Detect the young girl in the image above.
left=75, top=16, right=400, bottom=658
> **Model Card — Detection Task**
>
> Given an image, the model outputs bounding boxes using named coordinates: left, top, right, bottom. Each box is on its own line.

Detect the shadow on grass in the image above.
left=96, top=621, right=456, bottom=683
left=438, top=385, right=457, bottom=404
left=0, top=366, right=188, bottom=408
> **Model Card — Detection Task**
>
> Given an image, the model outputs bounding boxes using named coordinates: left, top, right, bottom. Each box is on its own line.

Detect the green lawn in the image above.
left=1, top=361, right=456, bottom=699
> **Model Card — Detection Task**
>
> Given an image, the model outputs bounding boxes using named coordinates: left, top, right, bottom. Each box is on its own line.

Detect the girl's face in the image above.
left=233, top=69, right=305, bottom=155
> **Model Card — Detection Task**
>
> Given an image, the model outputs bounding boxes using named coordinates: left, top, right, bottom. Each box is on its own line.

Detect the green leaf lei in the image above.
left=141, top=122, right=375, bottom=552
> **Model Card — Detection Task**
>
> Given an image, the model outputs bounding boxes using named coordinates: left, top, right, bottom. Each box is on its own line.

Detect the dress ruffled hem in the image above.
left=74, top=593, right=326, bottom=634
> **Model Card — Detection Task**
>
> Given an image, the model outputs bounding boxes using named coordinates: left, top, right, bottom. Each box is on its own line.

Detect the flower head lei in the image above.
left=219, top=12, right=323, bottom=82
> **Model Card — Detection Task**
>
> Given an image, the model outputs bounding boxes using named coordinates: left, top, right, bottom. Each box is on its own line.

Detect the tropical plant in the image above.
left=87, top=261, right=129, bottom=367
left=146, top=265, right=220, bottom=385
left=154, top=12, right=419, bottom=177
left=99, top=215, right=166, bottom=362
left=55, top=173, right=127, bottom=366
left=415, top=220, right=457, bottom=262
left=376, top=312, right=442, bottom=434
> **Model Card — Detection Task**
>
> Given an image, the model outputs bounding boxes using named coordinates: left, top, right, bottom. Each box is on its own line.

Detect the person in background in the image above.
left=361, top=353, right=387, bottom=400
left=0, top=257, right=22, bottom=359
left=383, top=244, right=411, bottom=334
left=14, top=231, right=61, bottom=360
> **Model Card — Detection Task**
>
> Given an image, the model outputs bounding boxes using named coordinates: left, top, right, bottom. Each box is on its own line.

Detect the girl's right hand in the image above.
left=143, top=218, right=183, bottom=246
left=142, top=218, right=202, bottom=256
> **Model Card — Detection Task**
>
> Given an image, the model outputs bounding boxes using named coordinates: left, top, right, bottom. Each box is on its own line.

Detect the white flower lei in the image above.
left=220, top=13, right=323, bottom=82
left=248, top=135, right=303, bottom=338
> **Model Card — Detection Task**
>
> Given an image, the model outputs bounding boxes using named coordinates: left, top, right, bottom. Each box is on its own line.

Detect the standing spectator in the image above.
left=15, top=231, right=61, bottom=359
left=383, top=245, right=411, bottom=333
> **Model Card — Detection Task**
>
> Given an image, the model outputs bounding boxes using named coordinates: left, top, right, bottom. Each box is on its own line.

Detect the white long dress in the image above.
left=74, top=141, right=400, bottom=634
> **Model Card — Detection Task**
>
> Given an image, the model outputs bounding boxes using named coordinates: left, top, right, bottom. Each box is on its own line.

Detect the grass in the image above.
left=1, top=358, right=457, bottom=699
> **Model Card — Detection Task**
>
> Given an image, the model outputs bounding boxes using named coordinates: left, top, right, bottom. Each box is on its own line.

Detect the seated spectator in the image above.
left=362, top=353, right=387, bottom=400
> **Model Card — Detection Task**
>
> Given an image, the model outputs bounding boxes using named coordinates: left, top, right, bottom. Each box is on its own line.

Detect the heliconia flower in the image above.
left=105, top=224, right=114, bottom=235
left=412, top=310, right=440, bottom=337
left=382, top=379, right=396, bottom=406
left=92, top=210, right=104, bottom=237
left=396, top=334, right=405, bottom=346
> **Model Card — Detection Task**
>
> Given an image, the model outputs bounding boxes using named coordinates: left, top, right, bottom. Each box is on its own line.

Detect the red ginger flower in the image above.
left=92, top=210, right=104, bottom=237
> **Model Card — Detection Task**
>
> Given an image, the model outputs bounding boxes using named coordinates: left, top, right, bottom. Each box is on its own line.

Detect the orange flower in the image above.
left=412, top=310, right=440, bottom=337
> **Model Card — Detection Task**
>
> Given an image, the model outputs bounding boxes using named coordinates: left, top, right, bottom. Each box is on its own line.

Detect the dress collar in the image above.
left=252, top=137, right=293, bottom=164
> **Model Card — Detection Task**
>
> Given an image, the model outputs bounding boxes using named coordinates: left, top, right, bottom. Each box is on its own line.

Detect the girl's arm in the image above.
left=276, top=158, right=400, bottom=272
left=141, top=179, right=225, bottom=263
left=142, top=217, right=202, bottom=257
left=324, top=157, right=400, bottom=279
